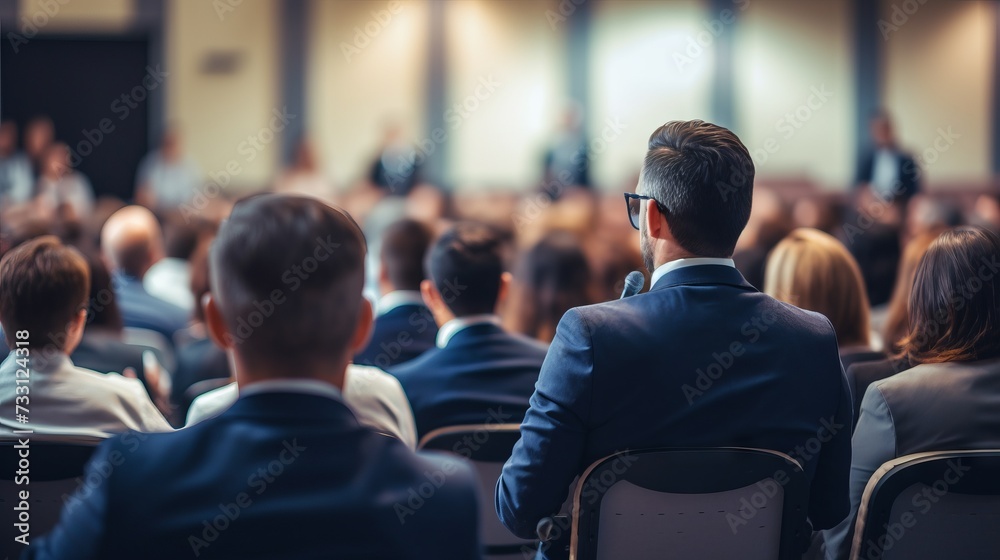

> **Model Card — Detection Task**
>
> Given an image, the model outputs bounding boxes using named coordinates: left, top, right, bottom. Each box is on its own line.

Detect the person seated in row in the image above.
left=355, top=218, right=438, bottom=369
left=27, top=194, right=480, bottom=560
left=389, top=221, right=549, bottom=441
left=496, top=120, right=852, bottom=557
left=822, top=225, right=1000, bottom=560
left=0, top=236, right=171, bottom=437
left=764, top=227, right=884, bottom=371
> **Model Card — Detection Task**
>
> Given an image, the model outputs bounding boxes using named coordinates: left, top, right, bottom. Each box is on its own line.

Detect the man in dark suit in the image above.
left=355, top=218, right=438, bottom=369
left=854, top=111, right=920, bottom=203
left=28, top=194, right=481, bottom=560
left=390, top=222, right=548, bottom=440
left=496, top=120, right=852, bottom=555
left=101, top=205, right=189, bottom=342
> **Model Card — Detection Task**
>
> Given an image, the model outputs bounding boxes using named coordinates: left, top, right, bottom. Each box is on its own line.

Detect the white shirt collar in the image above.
left=435, top=314, right=501, bottom=348
left=375, top=290, right=425, bottom=316
left=650, top=257, right=736, bottom=289
left=239, top=378, right=343, bottom=401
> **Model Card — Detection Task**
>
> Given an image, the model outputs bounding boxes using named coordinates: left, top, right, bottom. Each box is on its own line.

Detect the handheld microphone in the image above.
left=619, top=270, right=645, bottom=299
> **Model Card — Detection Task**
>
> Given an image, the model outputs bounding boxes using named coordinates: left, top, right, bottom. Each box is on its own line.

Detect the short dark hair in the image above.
left=902, top=226, right=1000, bottom=363
left=426, top=222, right=504, bottom=317
left=641, top=120, right=754, bottom=257
left=210, top=195, right=367, bottom=370
left=0, top=236, right=90, bottom=351
left=381, top=219, right=433, bottom=291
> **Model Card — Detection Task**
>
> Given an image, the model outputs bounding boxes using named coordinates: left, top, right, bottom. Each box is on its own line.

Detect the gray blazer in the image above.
left=822, top=355, right=1000, bottom=559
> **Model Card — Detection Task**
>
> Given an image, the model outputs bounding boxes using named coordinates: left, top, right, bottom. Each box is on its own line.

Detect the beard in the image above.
left=640, top=223, right=655, bottom=273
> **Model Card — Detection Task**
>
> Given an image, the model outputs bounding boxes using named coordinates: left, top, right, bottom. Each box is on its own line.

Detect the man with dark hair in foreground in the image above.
left=496, top=120, right=852, bottom=556
left=28, top=195, right=481, bottom=560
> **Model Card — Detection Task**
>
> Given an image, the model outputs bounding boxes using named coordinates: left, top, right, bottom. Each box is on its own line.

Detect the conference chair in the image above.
left=419, top=424, right=538, bottom=559
left=0, top=435, right=104, bottom=557
left=123, top=326, right=177, bottom=373
left=850, top=449, right=1000, bottom=560
left=564, top=447, right=808, bottom=560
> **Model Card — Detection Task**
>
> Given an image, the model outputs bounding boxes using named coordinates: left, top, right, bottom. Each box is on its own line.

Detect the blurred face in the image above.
left=0, top=123, right=15, bottom=155
left=44, top=145, right=70, bottom=176
left=870, top=117, right=894, bottom=148
left=25, top=120, right=54, bottom=157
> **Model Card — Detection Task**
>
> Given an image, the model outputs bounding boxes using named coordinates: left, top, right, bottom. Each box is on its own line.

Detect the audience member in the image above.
left=134, top=128, right=202, bottom=210
left=274, top=137, right=334, bottom=202
left=765, top=228, right=883, bottom=370
left=504, top=230, right=592, bottom=343
left=732, top=187, right=792, bottom=289
left=34, top=142, right=94, bottom=219
left=101, top=205, right=189, bottom=342
left=23, top=115, right=54, bottom=178
left=0, top=236, right=170, bottom=437
left=170, top=238, right=230, bottom=416
left=144, top=211, right=205, bottom=313
left=355, top=218, right=438, bottom=368
left=822, top=226, right=1000, bottom=560
left=880, top=228, right=945, bottom=355
left=0, top=120, right=33, bottom=206
left=497, top=121, right=852, bottom=556
left=27, top=194, right=478, bottom=559
left=390, top=221, right=548, bottom=440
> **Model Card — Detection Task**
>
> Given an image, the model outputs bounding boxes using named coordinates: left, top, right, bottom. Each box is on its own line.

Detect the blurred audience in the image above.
left=878, top=228, right=946, bottom=355
left=144, top=211, right=206, bottom=313
left=23, top=115, right=54, bottom=178
left=134, top=128, right=202, bottom=210
left=34, top=142, right=94, bottom=219
left=101, top=205, right=190, bottom=342
left=765, top=228, right=883, bottom=370
left=823, top=226, right=1000, bottom=560
left=390, top=221, right=548, bottom=440
left=355, top=218, right=438, bottom=368
left=505, top=230, right=593, bottom=343
left=0, top=236, right=170, bottom=437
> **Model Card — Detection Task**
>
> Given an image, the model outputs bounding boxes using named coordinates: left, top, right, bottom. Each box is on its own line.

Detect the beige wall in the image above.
left=309, top=0, right=430, bottom=190
left=882, top=0, right=996, bottom=188
left=732, top=0, right=855, bottom=190
left=589, top=0, right=713, bottom=191
left=18, top=0, right=132, bottom=31
left=167, top=0, right=280, bottom=191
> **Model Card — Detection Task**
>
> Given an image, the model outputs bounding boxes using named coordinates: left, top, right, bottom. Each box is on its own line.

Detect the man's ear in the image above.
left=420, top=279, right=441, bottom=313
left=203, top=294, right=233, bottom=349
left=496, top=271, right=513, bottom=309
left=350, top=297, right=374, bottom=353
left=645, top=199, right=665, bottom=239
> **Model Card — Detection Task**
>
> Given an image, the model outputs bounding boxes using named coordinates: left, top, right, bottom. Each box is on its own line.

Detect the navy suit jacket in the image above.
left=355, top=304, right=439, bottom=368
left=114, top=274, right=189, bottom=342
left=390, top=323, right=548, bottom=440
left=26, top=391, right=481, bottom=560
left=854, top=150, right=920, bottom=200
left=496, top=265, right=852, bottom=539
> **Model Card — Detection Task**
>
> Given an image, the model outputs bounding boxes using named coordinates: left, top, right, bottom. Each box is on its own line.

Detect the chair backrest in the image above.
left=419, top=424, right=536, bottom=559
left=851, top=449, right=1000, bottom=560
left=570, top=447, right=808, bottom=560
left=0, top=435, right=103, bottom=557
left=123, top=326, right=177, bottom=373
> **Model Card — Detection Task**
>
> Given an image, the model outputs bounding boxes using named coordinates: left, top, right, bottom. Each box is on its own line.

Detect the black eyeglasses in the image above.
left=623, top=192, right=667, bottom=231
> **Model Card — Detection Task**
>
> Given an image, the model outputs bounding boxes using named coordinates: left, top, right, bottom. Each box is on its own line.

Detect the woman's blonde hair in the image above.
left=764, top=228, right=871, bottom=347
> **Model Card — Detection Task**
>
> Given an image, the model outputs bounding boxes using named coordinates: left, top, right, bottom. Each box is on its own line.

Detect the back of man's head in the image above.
left=101, top=205, right=164, bottom=278
left=210, top=194, right=366, bottom=372
left=426, top=222, right=504, bottom=317
left=642, top=120, right=754, bottom=257
left=0, top=236, right=90, bottom=352
left=381, top=219, right=433, bottom=292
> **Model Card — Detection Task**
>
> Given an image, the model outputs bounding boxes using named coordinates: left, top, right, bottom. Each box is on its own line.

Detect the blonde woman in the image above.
left=764, top=228, right=882, bottom=370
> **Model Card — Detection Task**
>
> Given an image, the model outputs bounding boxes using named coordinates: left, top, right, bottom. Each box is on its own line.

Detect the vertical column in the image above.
left=280, top=0, right=308, bottom=166
left=425, top=0, right=447, bottom=187
left=992, top=3, right=1000, bottom=174
left=136, top=0, right=165, bottom=146
left=566, top=0, right=592, bottom=140
left=708, top=0, right=736, bottom=130
left=853, top=0, right=882, bottom=171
